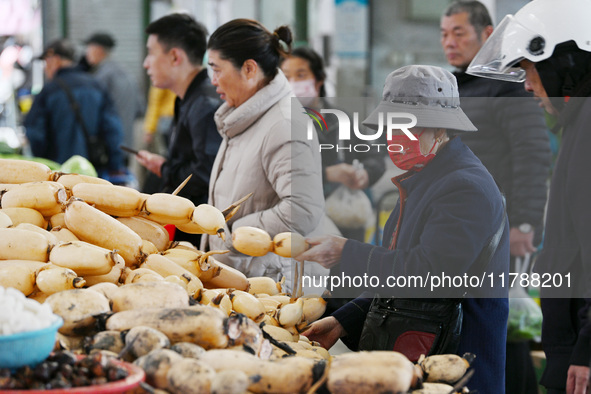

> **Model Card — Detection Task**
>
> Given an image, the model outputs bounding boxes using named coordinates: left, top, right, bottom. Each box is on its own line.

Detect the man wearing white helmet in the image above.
left=468, top=1, right=591, bottom=393
left=441, top=4, right=551, bottom=391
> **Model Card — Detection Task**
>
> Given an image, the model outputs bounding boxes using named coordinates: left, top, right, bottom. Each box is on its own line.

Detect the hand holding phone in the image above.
left=120, top=145, right=139, bottom=155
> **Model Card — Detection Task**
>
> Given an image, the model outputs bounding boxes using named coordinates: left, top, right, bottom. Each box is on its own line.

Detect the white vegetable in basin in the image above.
left=0, top=286, right=58, bottom=336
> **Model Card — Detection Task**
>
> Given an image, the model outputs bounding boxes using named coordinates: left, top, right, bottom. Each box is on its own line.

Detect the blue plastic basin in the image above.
left=0, top=316, right=63, bottom=369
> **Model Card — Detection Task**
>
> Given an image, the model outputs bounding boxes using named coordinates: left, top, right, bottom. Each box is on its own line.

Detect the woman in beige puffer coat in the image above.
left=202, top=19, right=328, bottom=292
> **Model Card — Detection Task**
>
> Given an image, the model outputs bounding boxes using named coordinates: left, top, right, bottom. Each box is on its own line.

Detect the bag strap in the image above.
left=55, top=78, right=93, bottom=145
left=455, top=195, right=506, bottom=299
left=373, top=195, right=506, bottom=303
left=473, top=195, right=506, bottom=274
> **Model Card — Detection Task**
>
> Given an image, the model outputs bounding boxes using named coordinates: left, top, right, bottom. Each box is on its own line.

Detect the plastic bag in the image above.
left=507, top=286, right=543, bottom=342
left=325, top=184, right=373, bottom=229
left=507, top=255, right=543, bottom=342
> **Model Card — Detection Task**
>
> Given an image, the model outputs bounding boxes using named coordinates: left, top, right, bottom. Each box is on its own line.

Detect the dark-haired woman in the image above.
left=202, top=19, right=326, bottom=292
left=281, top=47, right=385, bottom=242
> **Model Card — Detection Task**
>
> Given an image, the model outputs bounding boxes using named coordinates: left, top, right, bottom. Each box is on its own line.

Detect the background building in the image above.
left=1, top=0, right=532, bottom=199
left=37, top=0, right=529, bottom=100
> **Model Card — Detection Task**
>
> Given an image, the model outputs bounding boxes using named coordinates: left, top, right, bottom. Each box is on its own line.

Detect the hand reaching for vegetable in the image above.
left=300, top=316, right=346, bottom=350
left=295, top=235, right=347, bottom=269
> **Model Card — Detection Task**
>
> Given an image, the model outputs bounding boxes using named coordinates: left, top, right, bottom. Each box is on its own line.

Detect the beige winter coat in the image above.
left=202, top=71, right=326, bottom=292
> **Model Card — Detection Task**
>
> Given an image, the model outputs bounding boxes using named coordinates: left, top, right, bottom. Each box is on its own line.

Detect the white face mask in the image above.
left=290, top=79, right=318, bottom=106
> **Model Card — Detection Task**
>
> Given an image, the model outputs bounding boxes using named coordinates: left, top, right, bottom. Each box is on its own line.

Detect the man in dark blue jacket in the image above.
left=299, top=65, right=509, bottom=394
left=25, top=39, right=124, bottom=172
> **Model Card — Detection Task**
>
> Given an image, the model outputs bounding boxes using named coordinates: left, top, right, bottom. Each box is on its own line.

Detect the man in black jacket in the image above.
left=136, top=13, right=222, bottom=246
left=440, top=2, right=551, bottom=393
left=468, top=0, right=591, bottom=392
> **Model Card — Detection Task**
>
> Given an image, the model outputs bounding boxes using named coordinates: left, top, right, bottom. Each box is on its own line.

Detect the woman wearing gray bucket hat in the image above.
left=298, top=65, right=509, bottom=393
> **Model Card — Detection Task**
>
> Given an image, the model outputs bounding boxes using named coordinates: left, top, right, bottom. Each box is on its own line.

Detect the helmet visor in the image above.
left=467, top=15, right=541, bottom=82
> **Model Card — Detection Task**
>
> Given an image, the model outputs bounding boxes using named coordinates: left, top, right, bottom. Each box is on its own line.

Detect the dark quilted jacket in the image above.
left=454, top=71, right=551, bottom=242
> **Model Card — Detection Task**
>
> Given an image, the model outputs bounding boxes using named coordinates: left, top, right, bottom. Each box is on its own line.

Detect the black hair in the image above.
left=443, top=0, right=493, bottom=37
left=535, top=41, right=591, bottom=106
left=145, top=13, right=208, bottom=65
left=207, top=19, right=292, bottom=81
left=287, top=47, right=327, bottom=97
left=42, top=39, right=77, bottom=62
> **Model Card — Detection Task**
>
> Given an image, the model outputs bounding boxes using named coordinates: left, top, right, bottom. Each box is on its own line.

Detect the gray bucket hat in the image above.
left=363, top=65, right=477, bottom=132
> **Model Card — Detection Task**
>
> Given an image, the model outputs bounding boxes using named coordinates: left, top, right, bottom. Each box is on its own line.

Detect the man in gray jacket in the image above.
left=85, top=32, right=144, bottom=151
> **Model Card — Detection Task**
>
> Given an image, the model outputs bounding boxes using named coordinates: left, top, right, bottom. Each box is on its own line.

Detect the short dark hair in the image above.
left=208, top=19, right=292, bottom=81
left=85, top=32, right=116, bottom=49
left=443, top=0, right=493, bottom=37
left=40, top=39, right=76, bottom=61
left=286, top=47, right=327, bottom=97
left=145, top=13, right=208, bottom=65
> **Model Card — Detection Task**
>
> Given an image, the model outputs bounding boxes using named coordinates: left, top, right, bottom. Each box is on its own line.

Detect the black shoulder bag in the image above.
left=358, top=202, right=506, bottom=362
left=55, top=78, right=110, bottom=169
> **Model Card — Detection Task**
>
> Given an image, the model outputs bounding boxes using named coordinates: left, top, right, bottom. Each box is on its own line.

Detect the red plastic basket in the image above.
left=1, top=358, right=145, bottom=394
left=164, top=224, right=176, bottom=241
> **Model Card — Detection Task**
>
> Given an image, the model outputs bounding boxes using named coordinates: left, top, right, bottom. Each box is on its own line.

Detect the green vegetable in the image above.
left=60, top=155, right=97, bottom=177
left=0, top=141, right=18, bottom=155
left=507, top=297, right=542, bottom=342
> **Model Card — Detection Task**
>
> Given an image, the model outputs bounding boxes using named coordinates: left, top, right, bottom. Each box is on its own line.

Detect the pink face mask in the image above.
left=388, top=129, right=438, bottom=171
left=290, top=79, right=318, bottom=106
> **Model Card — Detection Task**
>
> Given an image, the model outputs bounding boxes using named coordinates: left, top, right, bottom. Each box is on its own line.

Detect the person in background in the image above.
left=467, top=0, right=591, bottom=392
left=281, top=47, right=385, bottom=242
left=440, top=0, right=550, bottom=261
left=440, top=2, right=551, bottom=392
left=203, top=19, right=325, bottom=292
left=24, top=38, right=123, bottom=173
left=140, top=85, right=176, bottom=194
left=135, top=13, right=222, bottom=246
left=84, top=32, right=144, bottom=152
left=143, top=85, right=175, bottom=147
left=298, top=65, right=509, bottom=394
